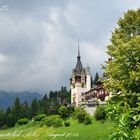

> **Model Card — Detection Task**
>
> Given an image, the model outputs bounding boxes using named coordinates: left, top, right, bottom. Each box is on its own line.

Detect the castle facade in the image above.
left=70, top=48, right=109, bottom=109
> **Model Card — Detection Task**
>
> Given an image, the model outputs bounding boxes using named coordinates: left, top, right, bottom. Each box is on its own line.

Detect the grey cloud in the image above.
left=0, top=0, right=140, bottom=93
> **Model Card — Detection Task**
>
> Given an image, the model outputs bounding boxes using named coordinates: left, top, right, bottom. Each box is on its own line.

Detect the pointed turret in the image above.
left=75, top=42, right=83, bottom=75
left=70, top=44, right=92, bottom=107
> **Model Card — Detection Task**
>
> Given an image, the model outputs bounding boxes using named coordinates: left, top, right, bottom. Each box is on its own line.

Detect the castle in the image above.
left=70, top=47, right=92, bottom=107
left=70, top=47, right=109, bottom=110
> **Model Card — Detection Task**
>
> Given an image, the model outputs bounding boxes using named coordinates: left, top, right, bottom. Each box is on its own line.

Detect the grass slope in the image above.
left=0, top=119, right=113, bottom=140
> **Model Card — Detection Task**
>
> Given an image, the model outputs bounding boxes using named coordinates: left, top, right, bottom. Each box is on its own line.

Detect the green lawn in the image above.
left=1, top=118, right=139, bottom=140
left=0, top=119, right=113, bottom=140
left=0, top=119, right=140, bottom=140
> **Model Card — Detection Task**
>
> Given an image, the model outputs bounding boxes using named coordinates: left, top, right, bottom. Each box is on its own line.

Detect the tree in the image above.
left=38, top=98, right=50, bottom=115
left=43, top=94, right=48, bottom=101
left=58, top=87, right=71, bottom=105
left=104, top=9, right=140, bottom=139
left=12, top=97, right=22, bottom=123
left=5, top=106, right=16, bottom=127
left=60, top=86, right=67, bottom=93
left=49, top=91, right=57, bottom=99
left=21, top=101, right=30, bottom=119
left=93, top=72, right=99, bottom=85
left=31, top=98, right=38, bottom=118
left=58, top=106, right=68, bottom=119
left=5, top=107, right=11, bottom=127
left=6, top=113, right=15, bottom=127
left=0, top=110, right=5, bottom=128
left=104, top=9, right=140, bottom=93
left=48, top=103, right=60, bottom=115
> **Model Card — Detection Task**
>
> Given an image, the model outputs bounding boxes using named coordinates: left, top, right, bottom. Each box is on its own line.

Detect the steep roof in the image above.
left=75, top=47, right=83, bottom=75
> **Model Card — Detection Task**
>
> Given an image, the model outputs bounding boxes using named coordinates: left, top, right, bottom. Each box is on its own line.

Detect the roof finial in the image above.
left=78, top=39, right=80, bottom=57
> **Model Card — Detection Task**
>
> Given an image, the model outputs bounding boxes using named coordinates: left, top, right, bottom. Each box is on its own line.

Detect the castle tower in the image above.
left=70, top=46, right=92, bottom=107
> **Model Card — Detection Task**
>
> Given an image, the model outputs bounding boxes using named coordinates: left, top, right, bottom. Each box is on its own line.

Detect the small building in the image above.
left=84, top=81, right=109, bottom=103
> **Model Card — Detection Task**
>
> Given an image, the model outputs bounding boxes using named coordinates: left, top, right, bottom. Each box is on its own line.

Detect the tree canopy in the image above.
left=104, top=9, right=140, bottom=139
left=105, top=9, right=140, bottom=94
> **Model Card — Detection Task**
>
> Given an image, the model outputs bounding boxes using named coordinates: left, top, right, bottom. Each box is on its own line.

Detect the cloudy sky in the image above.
left=0, top=0, right=140, bottom=93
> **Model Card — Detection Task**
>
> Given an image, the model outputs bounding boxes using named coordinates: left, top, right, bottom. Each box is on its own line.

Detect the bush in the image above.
left=43, top=115, right=62, bottom=128
left=1, top=125, right=8, bottom=130
left=67, top=106, right=75, bottom=116
left=34, top=114, right=46, bottom=121
left=72, top=108, right=86, bottom=119
left=72, top=107, right=92, bottom=124
left=64, top=121, right=70, bottom=127
left=43, top=118, right=52, bottom=127
left=94, top=105, right=106, bottom=120
left=84, top=116, right=92, bottom=125
left=58, top=106, right=68, bottom=119
left=109, top=113, right=138, bottom=140
left=53, top=118, right=63, bottom=127
left=77, top=113, right=86, bottom=123
left=17, top=118, right=29, bottom=125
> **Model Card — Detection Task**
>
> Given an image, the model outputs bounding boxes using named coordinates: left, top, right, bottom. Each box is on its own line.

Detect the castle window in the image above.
left=82, top=78, right=85, bottom=81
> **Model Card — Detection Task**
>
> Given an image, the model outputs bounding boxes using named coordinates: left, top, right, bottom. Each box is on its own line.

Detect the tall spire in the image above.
left=78, top=39, right=80, bottom=57
left=77, top=39, right=80, bottom=60
left=75, top=39, right=83, bottom=75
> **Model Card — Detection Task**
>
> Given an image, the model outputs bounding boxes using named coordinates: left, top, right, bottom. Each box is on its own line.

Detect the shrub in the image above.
left=72, top=107, right=92, bottom=124
left=77, top=113, right=86, bottom=123
left=94, top=105, right=106, bottom=120
left=40, top=123, right=44, bottom=127
left=34, top=114, right=46, bottom=121
left=43, top=118, right=52, bottom=127
left=1, top=125, right=8, bottom=130
left=72, top=108, right=87, bottom=119
left=17, top=118, right=29, bottom=125
left=109, top=113, right=138, bottom=140
left=64, top=121, right=70, bottom=127
left=43, top=115, right=62, bottom=128
left=67, top=106, right=75, bottom=116
left=84, top=116, right=92, bottom=125
left=53, top=118, right=63, bottom=127
left=58, top=106, right=68, bottom=119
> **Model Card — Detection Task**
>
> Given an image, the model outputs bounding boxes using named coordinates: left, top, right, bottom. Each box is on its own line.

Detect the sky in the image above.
left=0, top=0, right=140, bottom=94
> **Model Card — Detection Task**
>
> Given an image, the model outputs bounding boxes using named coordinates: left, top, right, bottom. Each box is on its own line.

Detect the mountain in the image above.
left=0, top=90, right=43, bottom=110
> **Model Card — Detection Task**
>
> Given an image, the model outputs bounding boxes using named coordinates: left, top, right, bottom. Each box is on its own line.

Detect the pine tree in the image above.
left=0, top=110, right=5, bottom=128
left=93, top=72, right=99, bottom=85
left=5, top=107, right=15, bottom=127
left=31, top=98, right=38, bottom=118
left=12, top=96, right=22, bottom=123
left=43, top=94, right=48, bottom=101
left=21, top=101, right=30, bottom=119
left=6, top=113, right=15, bottom=127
